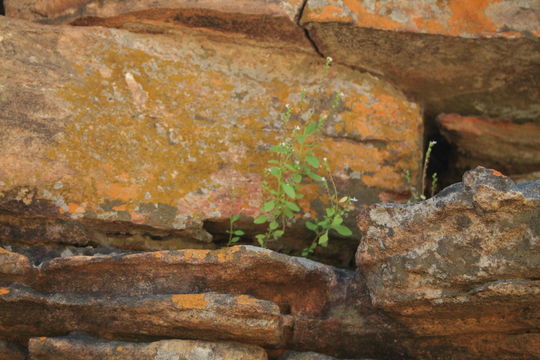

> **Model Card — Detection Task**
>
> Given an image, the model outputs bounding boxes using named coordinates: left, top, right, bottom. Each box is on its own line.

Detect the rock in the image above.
left=22, top=245, right=347, bottom=317
left=0, top=15, right=422, bottom=241
left=356, top=166, right=540, bottom=359
left=278, top=350, right=370, bottom=359
left=0, top=247, right=32, bottom=279
left=301, top=0, right=540, bottom=122
left=0, top=244, right=404, bottom=358
left=29, top=335, right=268, bottom=360
left=438, top=113, right=540, bottom=176
left=4, top=0, right=305, bottom=31
left=0, top=285, right=284, bottom=347
left=0, top=339, right=26, bottom=360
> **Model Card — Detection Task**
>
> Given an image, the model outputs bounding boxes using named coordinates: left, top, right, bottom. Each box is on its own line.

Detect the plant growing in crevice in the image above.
left=251, top=57, right=354, bottom=255
left=404, top=140, right=438, bottom=202
left=227, top=214, right=244, bottom=246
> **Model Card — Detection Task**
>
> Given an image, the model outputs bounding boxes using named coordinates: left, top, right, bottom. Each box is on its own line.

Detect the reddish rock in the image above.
left=356, top=167, right=540, bottom=359
left=0, top=286, right=284, bottom=347
left=29, top=335, right=268, bottom=360
left=438, top=113, right=540, bottom=177
left=0, top=16, right=422, bottom=241
left=301, top=0, right=540, bottom=122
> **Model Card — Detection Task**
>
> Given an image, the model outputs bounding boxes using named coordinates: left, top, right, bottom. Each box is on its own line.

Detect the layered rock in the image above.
left=356, top=167, right=540, bottom=359
left=0, top=245, right=404, bottom=359
left=29, top=336, right=268, bottom=360
left=301, top=0, right=540, bottom=122
left=438, top=113, right=540, bottom=179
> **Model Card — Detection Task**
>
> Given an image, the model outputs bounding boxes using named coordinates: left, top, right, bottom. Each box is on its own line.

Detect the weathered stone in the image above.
left=0, top=285, right=284, bottom=346
left=278, top=350, right=372, bottom=359
left=438, top=113, right=540, bottom=176
left=356, top=166, right=540, bottom=358
left=0, top=339, right=26, bottom=360
left=0, top=245, right=404, bottom=358
left=4, top=0, right=305, bottom=30
left=0, top=247, right=32, bottom=278
left=0, top=15, right=422, bottom=240
left=29, top=335, right=268, bottom=360
left=301, top=0, right=540, bottom=122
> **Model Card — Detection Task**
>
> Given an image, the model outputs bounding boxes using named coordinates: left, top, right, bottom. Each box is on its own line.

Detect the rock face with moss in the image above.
left=356, top=167, right=540, bottom=359
left=0, top=15, right=422, bottom=240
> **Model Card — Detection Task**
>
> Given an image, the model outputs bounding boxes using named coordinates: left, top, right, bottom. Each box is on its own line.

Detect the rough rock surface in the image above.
left=301, top=0, right=540, bottom=122
left=0, top=339, right=26, bottom=360
left=356, top=167, right=540, bottom=359
left=438, top=113, right=540, bottom=178
left=0, top=15, right=422, bottom=242
left=0, top=245, right=404, bottom=359
left=29, top=335, right=269, bottom=360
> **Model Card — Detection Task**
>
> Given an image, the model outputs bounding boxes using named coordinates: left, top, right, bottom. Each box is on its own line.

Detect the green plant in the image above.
left=404, top=140, right=438, bottom=202
left=227, top=214, right=244, bottom=246
left=251, top=57, right=354, bottom=255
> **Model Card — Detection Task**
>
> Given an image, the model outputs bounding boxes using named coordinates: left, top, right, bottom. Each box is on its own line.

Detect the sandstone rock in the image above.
left=356, top=166, right=540, bottom=358
left=4, top=0, right=305, bottom=30
left=0, top=244, right=404, bottom=358
left=438, top=113, right=540, bottom=176
left=0, top=285, right=284, bottom=347
left=301, top=0, right=540, bottom=122
left=29, top=335, right=268, bottom=360
left=278, top=350, right=371, bottom=359
left=0, top=16, right=422, bottom=241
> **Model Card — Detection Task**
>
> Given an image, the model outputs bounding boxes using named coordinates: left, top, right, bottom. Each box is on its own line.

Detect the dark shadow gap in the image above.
left=0, top=1, right=5, bottom=16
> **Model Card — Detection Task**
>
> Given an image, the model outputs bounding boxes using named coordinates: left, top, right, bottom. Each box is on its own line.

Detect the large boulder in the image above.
left=356, top=167, right=540, bottom=359
left=301, top=0, right=540, bottom=123
left=0, top=16, right=422, bottom=246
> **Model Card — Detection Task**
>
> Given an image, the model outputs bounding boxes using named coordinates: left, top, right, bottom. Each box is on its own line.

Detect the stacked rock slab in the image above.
left=356, top=167, right=540, bottom=359
left=0, top=245, right=406, bottom=359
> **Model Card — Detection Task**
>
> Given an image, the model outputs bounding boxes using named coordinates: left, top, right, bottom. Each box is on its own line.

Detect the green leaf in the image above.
left=230, top=214, right=240, bottom=222
left=234, top=230, right=245, bottom=236
left=268, top=160, right=280, bottom=164
left=318, top=232, right=329, bottom=247
left=285, top=201, right=300, bottom=212
left=269, top=221, right=279, bottom=230
left=283, top=208, right=294, bottom=218
left=262, top=201, right=275, bottom=212
left=230, top=236, right=240, bottom=243
left=332, top=215, right=343, bottom=226
left=269, top=167, right=281, bottom=177
left=292, top=174, right=302, bottom=183
left=305, top=170, right=322, bottom=182
left=305, top=221, right=318, bottom=231
left=305, top=155, right=320, bottom=168
left=304, top=122, right=318, bottom=135
left=326, top=208, right=336, bottom=217
left=296, top=135, right=305, bottom=145
left=332, top=224, right=353, bottom=236
left=270, top=145, right=288, bottom=154
left=272, top=230, right=284, bottom=239
left=254, top=215, right=267, bottom=224
left=282, top=183, right=296, bottom=199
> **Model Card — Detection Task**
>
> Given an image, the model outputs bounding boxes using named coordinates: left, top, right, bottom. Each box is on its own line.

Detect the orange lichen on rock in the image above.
left=302, top=0, right=538, bottom=37
left=0, top=288, right=10, bottom=295
left=171, top=294, right=209, bottom=310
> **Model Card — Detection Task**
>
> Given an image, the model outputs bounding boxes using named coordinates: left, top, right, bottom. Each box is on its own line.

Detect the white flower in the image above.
left=295, top=126, right=301, bottom=130
left=350, top=197, right=359, bottom=202
left=326, top=56, right=333, bottom=63
left=323, top=157, right=328, bottom=162
left=285, top=104, right=291, bottom=109
left=321, top=177, right=326, bottom=182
